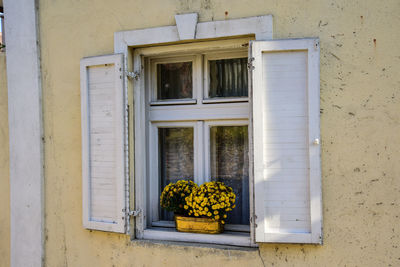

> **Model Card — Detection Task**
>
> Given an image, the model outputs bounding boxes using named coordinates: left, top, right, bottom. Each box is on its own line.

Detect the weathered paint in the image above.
left=0, top=52, right=10, bottom=267
left=4, top=0, right=44, bottom=265
left=0, top=0, right=393, bottom=266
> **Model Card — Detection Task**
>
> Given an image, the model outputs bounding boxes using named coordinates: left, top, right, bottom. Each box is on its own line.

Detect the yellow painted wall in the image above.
left=39, top=0, right=400, bottom=266
left=0, top=53, right=10, bottom=267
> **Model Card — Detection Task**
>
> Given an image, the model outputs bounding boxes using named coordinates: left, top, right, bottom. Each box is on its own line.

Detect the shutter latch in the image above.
left=313, top=138, right=320, bottom=145
left=125, top=70, right=140, bottom=80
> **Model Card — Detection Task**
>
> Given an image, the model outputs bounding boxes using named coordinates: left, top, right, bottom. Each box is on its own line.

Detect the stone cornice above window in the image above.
left=114, top=14, right=273, bottom=53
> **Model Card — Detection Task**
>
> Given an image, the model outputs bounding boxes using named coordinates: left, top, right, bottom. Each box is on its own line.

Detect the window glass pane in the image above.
left=159, top=127, right=194, bottom=220
left=157, top=62, right=192, bottom=100
left=210, top=126, right=249, bottom=225
left=209, top=58, right=248, bottom=98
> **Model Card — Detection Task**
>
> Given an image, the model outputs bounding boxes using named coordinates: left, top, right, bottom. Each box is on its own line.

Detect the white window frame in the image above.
left=144, top=44, right=252, bottom=244
left=114, top=15, right=273, bottom=246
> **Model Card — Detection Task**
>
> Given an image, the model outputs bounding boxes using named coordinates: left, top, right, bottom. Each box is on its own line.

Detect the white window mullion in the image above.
left=203, top=121, right=211, bottom=183
left=195, top=54, right=203, bottom=104
left=195, top=121, right=205, bottom=185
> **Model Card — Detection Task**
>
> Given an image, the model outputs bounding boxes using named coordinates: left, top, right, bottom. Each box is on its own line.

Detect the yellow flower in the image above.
left=215, top=215, right=220, bottom=220
left=213, top=210, right=219, bottom=215
left=184, top=205, right=188, bottom=210
left=223, top=214, right=227, bottom=218
left=207, top=212, right=212, bottom=217
left=221, top=220, right=225, bottom=224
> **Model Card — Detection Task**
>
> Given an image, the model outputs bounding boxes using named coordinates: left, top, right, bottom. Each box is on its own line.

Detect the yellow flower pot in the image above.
left=175, top=215, right=224, bottom=234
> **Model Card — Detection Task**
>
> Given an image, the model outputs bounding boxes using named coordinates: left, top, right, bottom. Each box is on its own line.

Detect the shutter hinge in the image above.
left=123, top=208, right=141, bottom=217
left=247, top=57, right=255, bottom=70
left=128, top=209, right=141, bottom=217
left=125, top=70, right=140, bottom=80
left=250, top=214, right=258, bottom=224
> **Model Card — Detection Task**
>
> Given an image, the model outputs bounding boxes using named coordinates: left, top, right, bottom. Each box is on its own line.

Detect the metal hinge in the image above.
left=123, top=208, right=141, bottom=217
left=247, top=57, right=255, bottom=70
left=128, top=209, right=141, bottom=217
left=125, top=70, right=140, bottom=80
left=250, top=214, right=258, bottom=226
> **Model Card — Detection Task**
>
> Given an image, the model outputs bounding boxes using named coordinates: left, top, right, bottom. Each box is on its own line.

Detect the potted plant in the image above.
left=160, top=180, right=236, bottom=234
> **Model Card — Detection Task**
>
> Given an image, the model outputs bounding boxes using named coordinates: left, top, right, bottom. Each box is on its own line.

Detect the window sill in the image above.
left=202, top=97, right=248, bottom=104
left=132, top=238, right=259, bottom=252
left=150, top=99, right=197, bottom=106
left=142, top=227, right=256, bottom=247
left=151, top=220, right=250, bottom=232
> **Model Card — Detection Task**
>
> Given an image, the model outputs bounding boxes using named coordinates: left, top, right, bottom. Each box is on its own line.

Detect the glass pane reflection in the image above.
left=209, top=58, right=248, bottom=98
left=159, top=127, right=194, bottom=220
left=157, top=62, right=192, bottom=100
left=210, top=125, right=249, bottom=225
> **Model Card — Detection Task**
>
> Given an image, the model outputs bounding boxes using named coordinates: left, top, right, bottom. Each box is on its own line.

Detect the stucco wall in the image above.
left=39, top=0, right=400, bottom=266
left=0, top=52, right=10, bottom=267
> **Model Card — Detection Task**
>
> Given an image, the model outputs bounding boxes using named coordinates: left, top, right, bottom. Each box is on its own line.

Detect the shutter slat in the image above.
left=251, top=39, right=322, bottom=244
left=81, top=54, right=126, bottom=233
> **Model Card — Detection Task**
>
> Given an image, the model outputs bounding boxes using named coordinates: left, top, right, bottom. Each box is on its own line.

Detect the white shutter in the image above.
left=80, top=54, right=126, bottom=233
left=251, top=39, right=322, bottom=243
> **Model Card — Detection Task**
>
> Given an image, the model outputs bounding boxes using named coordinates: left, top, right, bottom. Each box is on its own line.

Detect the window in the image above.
left=80, top=15, right=322, bottom=246
left=150, top=56, right=196, bottom=104
left=204, top=51, right=248, bottom=101
left=146, top=49, right=251, bottom=236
